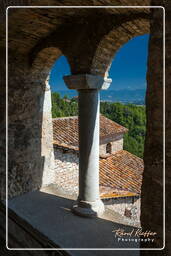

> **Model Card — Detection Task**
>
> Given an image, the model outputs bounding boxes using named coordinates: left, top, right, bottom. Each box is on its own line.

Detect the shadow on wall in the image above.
left=54, top=147, right=79, bottom=164
left=103, top=196, right=140, bottom=206
left=7, top=60, right=47, bottom=199
left=3, top=44, right=63, bottom=200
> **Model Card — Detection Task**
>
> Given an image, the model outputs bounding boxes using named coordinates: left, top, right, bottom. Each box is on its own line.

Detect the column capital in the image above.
left=63, top=74, right=112, bottom=90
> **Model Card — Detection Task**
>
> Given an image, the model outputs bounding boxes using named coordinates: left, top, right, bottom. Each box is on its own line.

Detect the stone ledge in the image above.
left=0, top=201, right=69, bottom=255
left=4, top=187, right=141, bottom=255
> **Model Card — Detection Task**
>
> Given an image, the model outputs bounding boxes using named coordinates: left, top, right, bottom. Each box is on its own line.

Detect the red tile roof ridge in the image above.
left=104, top=150, right=144, bottom=162
left=53, top=116, right=78, bottom=120
left=53, top=115, right=128, bottom=149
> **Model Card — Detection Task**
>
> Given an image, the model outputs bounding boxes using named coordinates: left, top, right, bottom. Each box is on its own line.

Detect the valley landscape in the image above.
left=56, top=88, right=146, bottom=105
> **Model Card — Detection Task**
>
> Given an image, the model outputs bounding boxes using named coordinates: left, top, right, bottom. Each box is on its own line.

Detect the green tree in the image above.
left=51, top=92, right=146, bottom=158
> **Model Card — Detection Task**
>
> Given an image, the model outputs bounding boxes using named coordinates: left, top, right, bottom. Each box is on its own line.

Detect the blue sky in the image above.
left=49, top=34, right=149, bottom=91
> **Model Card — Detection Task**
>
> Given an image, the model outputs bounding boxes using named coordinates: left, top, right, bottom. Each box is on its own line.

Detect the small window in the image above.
left=106, top=143, right=112, bottom=154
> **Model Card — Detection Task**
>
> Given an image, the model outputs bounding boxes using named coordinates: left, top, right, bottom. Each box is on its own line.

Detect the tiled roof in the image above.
left=53, top=116, right=78, bottom=149
left=53, top=116, right=143, bottom=199
left=99, top=150, right=144, bottom=198
left=53, top=115, right=128, bottom=149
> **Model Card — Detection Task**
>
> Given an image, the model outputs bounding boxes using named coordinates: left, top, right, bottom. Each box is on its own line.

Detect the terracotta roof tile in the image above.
left=53, top=116, right=78, bottom=148
left=53, top=116, right=143, bottom=199
left=99, top=150, right=144, bottom=198
left=53, top=115, right=128, bottom=149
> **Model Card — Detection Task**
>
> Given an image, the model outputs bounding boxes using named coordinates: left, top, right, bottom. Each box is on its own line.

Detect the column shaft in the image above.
left=78, top=89, right=100, bottom=202
left=63, top=74, right=112, bottom=217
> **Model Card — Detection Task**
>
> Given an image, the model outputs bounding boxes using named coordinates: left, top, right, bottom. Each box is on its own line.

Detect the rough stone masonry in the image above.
left=0, top=1, right=170, bottom=255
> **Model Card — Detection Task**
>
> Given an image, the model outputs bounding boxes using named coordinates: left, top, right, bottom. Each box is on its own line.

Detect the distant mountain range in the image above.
left=100, top=89, right=146, bottom=105
left=55, top=89, right=146, bottom=105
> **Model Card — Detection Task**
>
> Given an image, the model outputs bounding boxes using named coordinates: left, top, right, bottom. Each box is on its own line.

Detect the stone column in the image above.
left=64, top=74, right=111, bottom=217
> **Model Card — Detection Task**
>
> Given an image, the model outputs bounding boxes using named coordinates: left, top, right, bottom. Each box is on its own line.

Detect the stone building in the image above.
left=0, top=1, right=169, bottom=254
left=53, top=115, right=143, bottom=224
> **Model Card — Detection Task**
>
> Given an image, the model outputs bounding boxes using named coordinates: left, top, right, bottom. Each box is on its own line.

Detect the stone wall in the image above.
left=54, top=147, right=141, bottom=221
left=140, top=4, right=165, bottom=252
left=40, top=81, right=55, bottom=186
left=111, top=136, right=124, bottom=153
left=165, top=1, right=171, bottom=255
left=0, top=2, right=170, bottom=253
left=54, top=147, right=79, bottom=195
left=3, top=53, right=55, bottom=200
left=100, top=134, right=123, bottom=155
left=0, top=48, right=6, bottom=200
left=0, top=1, right=150, bottom=200
left=103, top=196, right=141, bottom=225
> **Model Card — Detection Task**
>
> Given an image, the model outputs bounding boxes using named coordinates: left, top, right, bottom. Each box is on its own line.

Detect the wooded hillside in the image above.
left=52, top=92, right=146, bottom=158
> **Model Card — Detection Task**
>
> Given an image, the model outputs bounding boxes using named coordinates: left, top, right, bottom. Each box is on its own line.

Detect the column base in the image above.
left=72, top=199, right=105, bottom=218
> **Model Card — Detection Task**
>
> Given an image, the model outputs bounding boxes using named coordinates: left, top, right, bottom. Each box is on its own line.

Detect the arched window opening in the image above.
left=100, top=34, right=149, bottom=159
left=106, top=143, right=112, bottom=154
left=49, top=56, right=78, bottom=118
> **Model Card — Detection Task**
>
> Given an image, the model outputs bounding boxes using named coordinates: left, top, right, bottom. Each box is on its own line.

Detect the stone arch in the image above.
left=90, top=18, right=150, bottom=77
left=29, top=46, right=72, bottom=189
left=31, top=47, right=62, bottom=73
left=6, top=44, right=71, bottom=198
left=30, top=47, right=63, bottom=85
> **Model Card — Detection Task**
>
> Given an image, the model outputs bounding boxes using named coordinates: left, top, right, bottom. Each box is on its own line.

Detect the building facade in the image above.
left=53, top=116, right=143, bottom=224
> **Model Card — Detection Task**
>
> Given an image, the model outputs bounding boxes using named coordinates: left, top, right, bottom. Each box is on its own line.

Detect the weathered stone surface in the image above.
left=140, top=2, right=167, bottom=255
left=54, top=148, right=79, bottom=195
left=64, top=74, right=112, bottom=90
left=103, top=196, right=141, bottom=226
left=40, top=84, right=55, bottom=186
left=0, top=2, right=151, bottom=202
left=54, top=147, right=141, bottom=223
left=0, top=0, right=170, bottom=253
left=2, top=54, right=55, bottom=199
left=0, top=2, right=150, bottom=77
left=100, top=135, right=124, bottom=155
